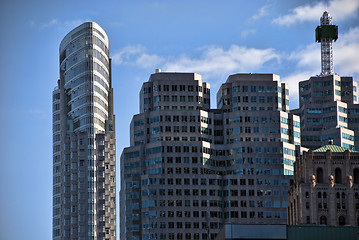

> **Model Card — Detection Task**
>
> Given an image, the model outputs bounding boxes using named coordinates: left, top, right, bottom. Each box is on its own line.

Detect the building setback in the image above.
left=52, top=22, right=116, bottom=240
left=291, top=11, right=359, bottom=151
left=120, top=72, right=300, bottom=240
left=288, top=143, right=359, bottom=226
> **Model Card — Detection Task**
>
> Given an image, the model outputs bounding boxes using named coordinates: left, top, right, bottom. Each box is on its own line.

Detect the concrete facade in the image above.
left=53, top=22, right=116, bottom=240
left=292, top=74, right=359, bottom=151
left=120, top=72, right=300, bottom=240
left=288, top=144, right=359, bottom=226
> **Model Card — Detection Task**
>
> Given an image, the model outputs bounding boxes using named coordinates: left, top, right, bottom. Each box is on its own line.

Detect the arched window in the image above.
left=317, top=168, right=323, bottom=183
left=318, top=192, right=322, bottom=198
left=354, top=168, right=359, bottom=184
left=335, top=168, right=342, bottom=183
left=320, top=216, right=327, bottom=225
left=339, top=216, right=346, bottom=226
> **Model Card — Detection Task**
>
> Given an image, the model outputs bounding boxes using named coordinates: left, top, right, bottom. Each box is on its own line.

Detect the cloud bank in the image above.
left=273, top=0, right=359, bottom=26
left=113, top=45, right=281, bottom=79
left=113, top=27, right=359, bottom=108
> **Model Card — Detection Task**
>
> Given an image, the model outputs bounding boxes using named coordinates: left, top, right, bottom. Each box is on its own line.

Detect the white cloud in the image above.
left=33, top=19, right=87, bottom=30
left=241, top=29, right=256, bottom=38
left=251, top=4, right=270, bottom=20
left=286, top=27, right=359, bottom=75
left=288, top=43, right=320, bottom=71
left=113, top=44, right=281, bottom=79
left=335, top=27, right=359, bottom=76
left=273, top=0, right=359, bottom=26
left=64, top=20, right=87, bottom=29
left=163, top=45, right=280, bottom=78
left=40, top=19, right=58, bottom=29
left=112, top=45, right=147, bottom=65
left=135, top=53, right=165, bottom=69
left=112, top=45, right=164, bottom=69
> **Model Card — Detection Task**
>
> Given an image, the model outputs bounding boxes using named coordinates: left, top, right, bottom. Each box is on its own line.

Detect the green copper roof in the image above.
left=313, top=144, right=357, bottom=153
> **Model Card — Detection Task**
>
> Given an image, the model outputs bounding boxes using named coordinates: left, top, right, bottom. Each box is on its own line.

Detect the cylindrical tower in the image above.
left=315, top=11, right=338, bottom=76
left=59, top=22, right=110, bottom=134
left=54, top=22, right=116, bottom=240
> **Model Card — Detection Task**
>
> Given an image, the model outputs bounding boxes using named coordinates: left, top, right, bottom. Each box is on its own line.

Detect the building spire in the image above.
left=316, top=11, right=338, bottom=76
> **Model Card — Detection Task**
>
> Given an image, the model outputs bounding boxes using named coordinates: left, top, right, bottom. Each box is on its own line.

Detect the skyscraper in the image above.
left=120, top=72, right=299, bottom=240
left=292, top=12, right=359, bottom=150
left=53, top=22, right=116, bottom=240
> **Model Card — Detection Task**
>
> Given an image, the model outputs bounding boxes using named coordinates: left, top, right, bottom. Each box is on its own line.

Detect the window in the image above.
left=354, top=168, right=359, bottom=184
left=335, top=168, right=342, bottom=184
left=177, top=222, right=183, bottom=228
left=317, top=168, right=323, bottom=183
left=320, top=216, right=327, bottom=225
left=339, top=216, right=346, bottom=226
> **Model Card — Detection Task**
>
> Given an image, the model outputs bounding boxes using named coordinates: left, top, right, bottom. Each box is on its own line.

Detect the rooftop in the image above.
left=313, top=144, right=357, bottom=153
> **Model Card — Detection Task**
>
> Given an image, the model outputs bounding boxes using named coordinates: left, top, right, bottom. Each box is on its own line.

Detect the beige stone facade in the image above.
left=288, top=144, right=359, bottom=226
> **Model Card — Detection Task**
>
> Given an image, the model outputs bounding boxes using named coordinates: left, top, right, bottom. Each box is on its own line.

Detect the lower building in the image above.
left=215, top=224, right=286, bottom=240
left=215, top=224, right=359, bottom=240
left=288, top=143, right=359, bottom=226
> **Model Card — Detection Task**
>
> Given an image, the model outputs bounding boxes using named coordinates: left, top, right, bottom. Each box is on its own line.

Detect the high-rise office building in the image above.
left=53, top=22, right=116, bottom=240
left=292, top=12, right=359, bottom=150
left=120, top=72, right=300, bottom=240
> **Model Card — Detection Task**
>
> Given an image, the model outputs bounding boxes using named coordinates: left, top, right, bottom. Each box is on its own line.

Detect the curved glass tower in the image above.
left=53, top=22, right=116, bottom=240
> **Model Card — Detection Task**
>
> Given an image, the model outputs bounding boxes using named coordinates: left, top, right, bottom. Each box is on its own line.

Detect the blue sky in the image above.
left=0, top=0, right=358, bottom=239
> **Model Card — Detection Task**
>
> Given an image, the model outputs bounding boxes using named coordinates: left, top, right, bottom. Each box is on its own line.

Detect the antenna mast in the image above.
left=315, top=11, right=338, bottom=76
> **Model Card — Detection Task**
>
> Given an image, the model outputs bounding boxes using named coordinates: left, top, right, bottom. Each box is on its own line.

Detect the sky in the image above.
left=0, top=0, right=358, bottom=239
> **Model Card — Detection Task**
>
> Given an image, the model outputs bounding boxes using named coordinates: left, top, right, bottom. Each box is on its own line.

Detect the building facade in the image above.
left=292, top=74, right=358, bottom=150
left=215, top=224, right=359, bottom=240
left=120, top=72, right=300, bottom=240
left=292, top=12, right=359, bottom=151
left=288, top=144, right=359, bottom=226
left=53, top=22, right=116, bottom=240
